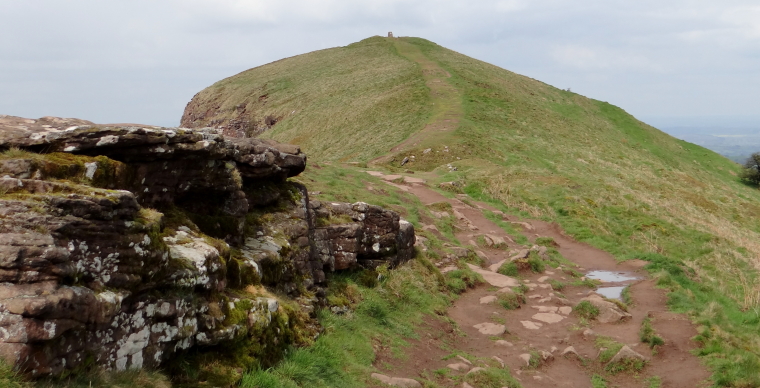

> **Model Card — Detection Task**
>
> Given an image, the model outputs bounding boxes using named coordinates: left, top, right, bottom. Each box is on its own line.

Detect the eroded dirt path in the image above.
left=371, top=38, right=463, bottom=165
left=368, top=172, right=711, bottom=388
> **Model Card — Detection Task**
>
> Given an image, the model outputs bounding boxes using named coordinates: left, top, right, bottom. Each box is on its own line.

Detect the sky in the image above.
left=1, top=0, right=758, bottom=130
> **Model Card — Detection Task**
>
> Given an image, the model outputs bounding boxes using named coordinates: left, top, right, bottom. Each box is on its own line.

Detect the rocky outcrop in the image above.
left=0, top=116, right=415, bottom=377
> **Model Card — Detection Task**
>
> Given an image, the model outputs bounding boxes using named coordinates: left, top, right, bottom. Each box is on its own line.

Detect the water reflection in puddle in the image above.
left=595, top=286, right=626, bottom=300
left=586, top=270, right=640, bottom=300
left=586, top=270, right=638, bottom=283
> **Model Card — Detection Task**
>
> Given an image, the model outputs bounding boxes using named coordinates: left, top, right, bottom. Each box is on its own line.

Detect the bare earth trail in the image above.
left=366, top=172, right=711, bottom=388
left=371, top=39, right=464, bottom=165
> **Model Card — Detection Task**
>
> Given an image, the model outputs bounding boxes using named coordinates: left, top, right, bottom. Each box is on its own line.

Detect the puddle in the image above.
left=586, top=270, right=638, bottom=283
left=586, top=270, right=640, bottom=300
left=595, top=286, right=626, bottom=300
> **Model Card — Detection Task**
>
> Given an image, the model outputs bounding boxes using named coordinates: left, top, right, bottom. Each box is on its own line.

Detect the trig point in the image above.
left=388, top=31, right=394, bottom=38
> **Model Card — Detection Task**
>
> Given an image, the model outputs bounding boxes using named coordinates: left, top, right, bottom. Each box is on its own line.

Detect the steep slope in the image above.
left=181, top=37, right=432, bottom=162
left=184, top=36, right=760, bottom=386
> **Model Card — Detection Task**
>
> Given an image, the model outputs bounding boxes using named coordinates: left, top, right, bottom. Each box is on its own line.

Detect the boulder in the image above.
left=0, top=116, right=416, bottom=377
left=466, top=264, right=520, bottom=288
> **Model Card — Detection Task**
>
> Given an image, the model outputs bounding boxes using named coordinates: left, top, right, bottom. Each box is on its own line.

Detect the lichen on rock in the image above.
left=0, top=116, right=415, bottom=379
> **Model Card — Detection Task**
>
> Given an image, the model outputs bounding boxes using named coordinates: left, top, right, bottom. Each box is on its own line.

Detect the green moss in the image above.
left=223, top=298, right=254, bottom=326
left=227, top=251, right=262, bottom=289
left=169, top=297, right=316, bottom=387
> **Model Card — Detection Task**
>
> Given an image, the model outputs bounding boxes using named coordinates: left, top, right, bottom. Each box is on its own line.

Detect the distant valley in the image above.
left=661, top=126, right=760, bottom=164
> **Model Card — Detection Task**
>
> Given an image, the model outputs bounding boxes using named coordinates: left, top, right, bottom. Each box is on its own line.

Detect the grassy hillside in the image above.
left=181, top=38, right=432, bottom=162
left=183, top=36, right=760, bottom=386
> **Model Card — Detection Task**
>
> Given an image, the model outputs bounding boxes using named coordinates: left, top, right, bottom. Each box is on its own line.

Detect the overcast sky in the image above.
left=1, top=1, right=758, bottom=131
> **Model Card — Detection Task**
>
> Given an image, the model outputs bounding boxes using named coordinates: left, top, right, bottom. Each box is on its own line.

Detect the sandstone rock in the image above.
left=0, top=116, right=416, bottom=377
left=540, top=350, right=554, bottom=362
left=579, top=294, right=632, bottom=323
left=607, top=345, right=647, bottom=365
left=447, top=363, right=470, bottom=371
left=492, top=355, right=505, bottom=367
left=488, top=259, right=506, bottom=272
left=369, top=373, right=422, bottom=388
left=480, top=295, right=497, bottom=304
left=495, top=340, right=514, bottom=347
left=483, top=234, right=509, bottom=247
left=518, top=353, right=531, bottom=366
left=559, top=306, right=573, bottom=315
left=531, top=306, right=558, bottom=313
left=456, top=355, right=473, bottom=365
left=462, top=383, right=474, bottom=388
left=466, top=264, right=519, bottom=288
left=520, top=321, right=542, bottom=330
left=532, top=313, right=564, bottom=324
left=582, top=328, right=595, bottom=339
left=509, top=249, right=530, bottom=261
left=562, top=346, right=580, bottom=358
left=473, top=322, right=506, bottom=335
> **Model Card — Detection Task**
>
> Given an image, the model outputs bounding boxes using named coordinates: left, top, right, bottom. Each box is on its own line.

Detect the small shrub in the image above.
left=547, top=279, right=565, bottom=291
left=527, top=255, right=545, bottom=273
left=445, top=267, right=482, bottom=294
left=740, top=153, right=760, bottom=185
left=497, top=262, right=519, bottom=277
left=497, top=291, right=522, bottom=310
left=574, top=301, right=600, bottom=320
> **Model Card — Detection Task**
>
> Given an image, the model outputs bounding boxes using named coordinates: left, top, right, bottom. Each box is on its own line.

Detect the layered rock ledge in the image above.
left=0, top=115, right=414, bottom=377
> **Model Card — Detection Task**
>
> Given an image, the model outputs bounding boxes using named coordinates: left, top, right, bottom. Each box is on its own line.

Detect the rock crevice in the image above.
left=0, top=115, right=415, bottom=377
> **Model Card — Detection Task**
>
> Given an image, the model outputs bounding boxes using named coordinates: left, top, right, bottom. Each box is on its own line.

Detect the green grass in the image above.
left=640, top=317, right=665, bottom=349
left=590, top=374, right=608, bottom=388
left=32, top=370, right=171, bottom=388
left=463, top=367, right=521, bottom=388
left=646, top=376, right=663, bottom=388
left=574, top=301, right=600, bottom=320
left=240, top=256, right=449, bottom=388
left=1, top=360, right=27, bottom=388
left=497, top=291, right=522, bottom=310
left=497, top=261, right=519, bottom=277
left=182, top=37, right=432, bottom=163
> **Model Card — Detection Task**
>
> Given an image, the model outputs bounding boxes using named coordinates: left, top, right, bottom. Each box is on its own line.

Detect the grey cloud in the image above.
left=0, top=0, right=757, bottom=128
